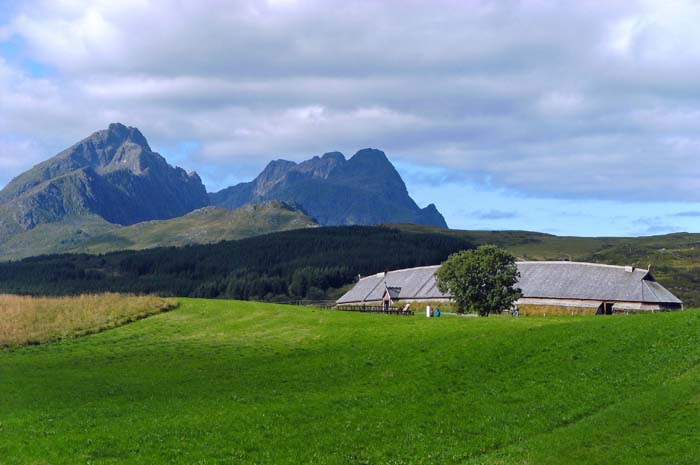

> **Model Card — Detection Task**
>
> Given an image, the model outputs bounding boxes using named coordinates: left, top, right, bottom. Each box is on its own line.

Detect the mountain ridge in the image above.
left=0, top=124, right=448, bottom=259
left=210, top=148, right=448, bottom=228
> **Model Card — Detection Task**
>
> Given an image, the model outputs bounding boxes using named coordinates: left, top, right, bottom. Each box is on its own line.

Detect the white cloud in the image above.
left=2, top=0, right=700, bottom=204
left=536, top=92, right=586, bottom=116
left=0, top=137, right=44, bottom=172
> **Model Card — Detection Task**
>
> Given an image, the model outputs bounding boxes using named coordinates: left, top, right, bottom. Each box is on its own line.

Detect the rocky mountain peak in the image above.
left=106, top=123, right=150, bottom=151
left=349, top=148, right=389, bottom=165
left=254, top=160, right=298, bottom=195
left=0, top=124, right=209, bottom=230
left=210, top=148, right=448, bottom=228
left=322, top=151, right=345, bottom=162
left=297, top=152, right=345, bottom=179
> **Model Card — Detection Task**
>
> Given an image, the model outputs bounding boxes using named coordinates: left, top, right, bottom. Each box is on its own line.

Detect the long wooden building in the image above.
left=336, top=261, right=683, bottom=315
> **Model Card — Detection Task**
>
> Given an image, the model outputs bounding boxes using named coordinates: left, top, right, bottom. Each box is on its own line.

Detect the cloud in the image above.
left=632, top=216, right=684, bottom=236
left=2, top=0, right=700, bottom=206
left=472, top=209, right=519, bottom=221
left=0, top=137, right=44, bottom=175
left=671, top=211, right=700, bottom=218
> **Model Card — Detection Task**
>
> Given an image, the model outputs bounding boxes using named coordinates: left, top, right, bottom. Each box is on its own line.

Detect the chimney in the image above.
left=625, top=266, right=635, bottom=273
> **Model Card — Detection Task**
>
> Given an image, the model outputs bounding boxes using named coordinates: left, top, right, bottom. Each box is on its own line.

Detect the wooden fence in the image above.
left=284, top=301, right=414, bottom=316
left=326, top=305, right=414, bottom=316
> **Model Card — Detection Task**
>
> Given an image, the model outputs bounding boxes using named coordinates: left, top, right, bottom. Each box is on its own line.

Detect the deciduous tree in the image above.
left=436, top=245, right=521, bottom=316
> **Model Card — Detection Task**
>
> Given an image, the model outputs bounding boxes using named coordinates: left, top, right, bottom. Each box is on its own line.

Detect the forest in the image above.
left=0, top=226, right=472, bottom=302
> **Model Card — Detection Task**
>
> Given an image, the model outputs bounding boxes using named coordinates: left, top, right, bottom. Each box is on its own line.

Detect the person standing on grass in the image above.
left=426, top=304, right=432, bottom=318
left=435, top=307, right=441, bottom=318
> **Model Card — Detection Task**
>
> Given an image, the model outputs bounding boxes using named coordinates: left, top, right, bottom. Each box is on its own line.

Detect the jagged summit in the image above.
left=210, top=148, right=448, bottom=228
left=322, top=151, right=345, bottom=162
left=0, top=123, right=208, bottom=232
left=350, top=148, right=389, bottom=162
left=0, top=128, right=448, bottom=254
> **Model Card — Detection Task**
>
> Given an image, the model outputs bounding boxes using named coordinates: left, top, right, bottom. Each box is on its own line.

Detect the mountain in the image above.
left=0, top=123, right=208, bottom=239
left=0, top=126, right=448, bottom=259
left=0, top=201, right=317, bottom=261
left=209, top=149, right=448, bottom=228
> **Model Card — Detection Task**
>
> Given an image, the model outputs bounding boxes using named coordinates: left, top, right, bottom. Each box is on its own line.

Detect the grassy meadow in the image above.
left=0, top=294, right=177, bottom=348
left=1, top=299, right=699, bottom=464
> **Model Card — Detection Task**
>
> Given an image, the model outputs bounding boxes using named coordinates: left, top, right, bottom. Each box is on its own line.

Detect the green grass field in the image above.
left=2, top=299, right=699, bottom=464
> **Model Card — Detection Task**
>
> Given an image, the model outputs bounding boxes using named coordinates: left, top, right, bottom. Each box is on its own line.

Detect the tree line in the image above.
left=0, top=226, right=473, bottom=302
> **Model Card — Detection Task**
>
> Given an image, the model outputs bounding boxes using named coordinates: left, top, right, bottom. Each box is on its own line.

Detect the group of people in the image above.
left=425, top=305, right=441, bottom=318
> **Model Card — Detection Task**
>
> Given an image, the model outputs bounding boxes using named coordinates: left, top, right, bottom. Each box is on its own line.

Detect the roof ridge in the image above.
left=387, top=264, right=441, bottom=274
left=357, top=265, right=440, bottom=281
left=517, top=261, right=649, bottom=272
left=358, top=261, right=649, bottom=280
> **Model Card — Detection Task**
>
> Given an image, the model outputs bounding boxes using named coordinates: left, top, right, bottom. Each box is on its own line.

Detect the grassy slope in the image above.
left=0, top=215, right=117, bottom=260
left=0, top=203, right=317, bottom=260
left=73, top=204, right=318, bottom=254
left=1, top=299, right=698, bottom=464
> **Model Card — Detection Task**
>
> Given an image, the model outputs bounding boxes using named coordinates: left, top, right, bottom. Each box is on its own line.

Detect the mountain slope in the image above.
left=0, top=214, right=117, bottom=260
left=74, top=201, right=318, bottom=254
left=0, top=201, right=317, bottom=260
left=210, top=149, right=448, bottom=228
left=0, top=123, right=208, bottom=238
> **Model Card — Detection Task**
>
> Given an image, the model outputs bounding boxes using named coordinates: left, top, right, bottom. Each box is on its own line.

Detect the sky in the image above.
left=2, top=0, right=700, bottom=236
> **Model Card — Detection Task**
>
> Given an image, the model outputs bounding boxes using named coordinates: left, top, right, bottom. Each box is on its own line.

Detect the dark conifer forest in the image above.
left=0, top=226, right=472, bottom=302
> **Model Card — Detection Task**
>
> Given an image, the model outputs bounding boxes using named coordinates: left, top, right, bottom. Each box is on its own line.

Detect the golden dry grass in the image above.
left=0, top=293, right=177, bottom=348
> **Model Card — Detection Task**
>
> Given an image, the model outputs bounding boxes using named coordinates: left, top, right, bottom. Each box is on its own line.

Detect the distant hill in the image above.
left=0, top=215, right=116, bottom=261
left=2, top=223, right=700, bottom=306
left=0, top=226, right=471, bottom=300
left=210, top=149, right=448, bottom=228
left=74, top=201, right=317, bottom=254
left=0, top=201, right=317, bottom=260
